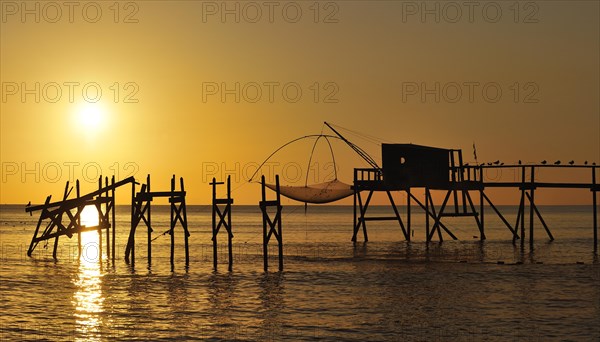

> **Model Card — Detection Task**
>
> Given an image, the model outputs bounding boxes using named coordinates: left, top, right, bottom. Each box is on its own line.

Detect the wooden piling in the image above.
left=180, top=177, right=190, bottom=267
left=261, top=176, right=268, bottom=271
left=170, top=175, right=175, bottom=269
left=98, top=177, right=103, bottom=261
left=520, top=167, right=525, bottom=246
left=406, top=188, right=411, bottom=241
left=147, top=174, right=152, bottom=266
left=130, top=180, right=135, bottom=266
left=212, top=177, right=218, bottom=270
left=529, top=167, right=535, bottom=247
left=425, top=189, right=430, bottom=241
left=211, top=176, right=234, bottom=271
left=593, top=168, right=597, bottom=251
left=276, top=175, right=283, bottom=271
left=104, top=177, right=110, bottom=260
left=260, top=175, right=283, bottom=271
left=111, top=176, right=116, bottom=262
left=227, top=177, right=233, bottom=271
left=77, top=180, right=82, bottom=258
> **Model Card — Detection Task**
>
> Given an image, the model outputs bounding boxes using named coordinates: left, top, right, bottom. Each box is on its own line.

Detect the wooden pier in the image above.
left=25, top=176, right=134, bottom=259
left=25, top=174, right=191, bottom=268
left=352, top=152, right=599, bottom=250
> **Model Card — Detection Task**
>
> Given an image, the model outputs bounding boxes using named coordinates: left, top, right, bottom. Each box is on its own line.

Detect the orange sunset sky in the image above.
left=1, top=1, right=598, bottom=205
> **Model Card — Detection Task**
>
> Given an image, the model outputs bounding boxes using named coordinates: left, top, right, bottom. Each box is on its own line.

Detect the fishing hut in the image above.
left=322, top=122, right=600, bottom=250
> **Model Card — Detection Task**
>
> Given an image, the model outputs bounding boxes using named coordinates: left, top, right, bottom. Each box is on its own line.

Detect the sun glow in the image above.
left=80, top=205, right=100, bottom=227
left=76, top=102, right=105, bottom=133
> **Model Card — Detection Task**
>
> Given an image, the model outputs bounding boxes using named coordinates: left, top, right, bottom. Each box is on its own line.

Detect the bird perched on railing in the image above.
left=541, top=160, right=547, bottom=165
left=554, top=160, right=561, bottom=165
left=493, top=160, right=500, bottom=165
left=584, top=161, right=588, bottom=165
left=518, top=160, right=522, bottom=165
left=568, top=160, right=574, bottom=165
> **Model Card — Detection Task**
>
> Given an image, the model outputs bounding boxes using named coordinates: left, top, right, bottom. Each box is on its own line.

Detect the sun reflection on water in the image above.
left=72, top=206, right=105, bottom=341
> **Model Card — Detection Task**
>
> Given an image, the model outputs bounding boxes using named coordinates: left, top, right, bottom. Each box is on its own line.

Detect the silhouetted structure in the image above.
left=26, top=174, right=192, bottom=268
left=211, top=176, right=234, bottom=271
left=126, top=174, right=190, bottom=269
left=25, top=176, right=133, bottom=260
left=260, top=175, right=283, bottom=271
left=325, top=122, right=599, bottom=251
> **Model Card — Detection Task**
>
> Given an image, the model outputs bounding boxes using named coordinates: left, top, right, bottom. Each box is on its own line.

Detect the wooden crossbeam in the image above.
left=26, top=176, right=135, bottom=212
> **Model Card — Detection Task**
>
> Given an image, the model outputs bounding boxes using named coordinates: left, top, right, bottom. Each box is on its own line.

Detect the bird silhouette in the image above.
left=493, top=160, right=500, bottom=165
left=568, top=160, right=574, bottom=165
left=584, top=161, right=588, bottom=165
left=554, top=160, right=561, bottom=165
left=518, top=160, right=522, bottom=165
left=500, top=162, right=504, bottom=166
left=541, top=160, right=547, bottom=165
left=593, top=162, right=597, bottom=166
left=487, top=162, right=492, bottom=166
left=480, top=163, right=485, bottom=166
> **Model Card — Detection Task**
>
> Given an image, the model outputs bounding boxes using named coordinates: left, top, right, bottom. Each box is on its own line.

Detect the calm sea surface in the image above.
left=1, top=204, right=599, bottom=341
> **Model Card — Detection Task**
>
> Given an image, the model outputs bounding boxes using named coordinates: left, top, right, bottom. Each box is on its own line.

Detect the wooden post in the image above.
left=181, top=177, right=189, bottom=267
left=276, top=175, right=283, bottom=271
left=98, top=176, right=103, bottom=261
left=260, top=175, right=283, bottom=271
left=530, top=166, right=535, bottom=247
left=425, top=189, right=430, bottom=242
left=480, top=189, right=484, bottom=239
left=593, top=168, right=597, bottom=251
left=261, top=175, right=268, bottom=271
left=227, top=176, right=233, bottom=272
left=53, top=182, right=70, bottom=260
left=77, top=180, right=82, bottom=258
left=353, top=172, right=357, bottom=243
left=170, top=175, right=175, bottom=269
left=147, top=174, right=152, bottom=266
left=407, top=188, right=411, bottom=241
left=105, top=177, right=110, bottom=260
left=520, top=167, right=525, bottom=246
left=212, top=177, right=218, bottom=270
left=111, top=176, right=116, bottom=262
left=458, top=150, right=467, bottom=213
left=450, top=152, right=459, bottom=213
left=130, top=181, right=135, bottom=266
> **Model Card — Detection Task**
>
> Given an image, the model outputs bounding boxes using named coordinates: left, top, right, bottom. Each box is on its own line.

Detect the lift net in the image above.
left=265, top=179, right=354, bottom=204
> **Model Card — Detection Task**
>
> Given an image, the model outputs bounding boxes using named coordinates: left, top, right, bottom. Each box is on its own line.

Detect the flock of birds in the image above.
left=471, top=160, right=597, bottom=166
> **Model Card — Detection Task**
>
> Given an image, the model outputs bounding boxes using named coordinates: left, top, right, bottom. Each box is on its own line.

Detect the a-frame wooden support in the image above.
left=513, top=166, right=554, bottom=247
left=260, top=175, right=283, bottom=271
left=211, top=176, right=234, bottom=271
left=352, top=189, right=410, bottom=242
left=171, top=175, right=190, bottom=268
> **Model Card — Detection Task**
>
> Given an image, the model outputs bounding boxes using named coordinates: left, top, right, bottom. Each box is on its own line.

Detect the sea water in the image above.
left=1, top=204, right=599, bottom=341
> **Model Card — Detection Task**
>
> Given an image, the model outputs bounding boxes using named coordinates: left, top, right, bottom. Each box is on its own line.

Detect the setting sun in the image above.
left=80, top=205, right=99, bottom=227
left=77, top=103, right=105, bottom=132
